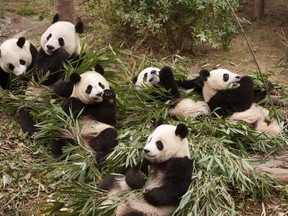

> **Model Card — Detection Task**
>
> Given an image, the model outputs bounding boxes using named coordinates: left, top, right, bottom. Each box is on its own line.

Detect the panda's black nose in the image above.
left=47, top=45, right=54, bottom=50
left=144, top=149, right=150, bottom=153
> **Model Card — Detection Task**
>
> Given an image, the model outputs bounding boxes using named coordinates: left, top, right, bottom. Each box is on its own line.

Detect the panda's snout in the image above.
left=144, top=149, right=150, bottom=153
left=46, top=45, right=55, bottom=51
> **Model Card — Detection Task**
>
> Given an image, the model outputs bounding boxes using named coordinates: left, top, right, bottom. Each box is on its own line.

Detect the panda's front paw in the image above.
left=103, top=89, right=115, bottom=103
left=125, top=169, right=147, bottom=189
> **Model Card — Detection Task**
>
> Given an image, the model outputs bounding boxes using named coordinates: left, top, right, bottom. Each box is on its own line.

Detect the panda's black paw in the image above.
left=125, top=168, right=147, bottom=189
left=103, top=89, right=115, bottom=103
left=143, top=189, right=160, bottom=206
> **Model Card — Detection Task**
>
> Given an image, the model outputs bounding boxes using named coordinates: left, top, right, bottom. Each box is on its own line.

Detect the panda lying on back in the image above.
left=99, top=120, right=193, bottom=216
left=0, top=37, right=38, bottom=89
left=133, top=66, right=210, bottom=119
left=52, top=65, right=117, bottom=169
left=35, top=14, right=84, bottom=85
left=199, top=68, right=282, bottom=134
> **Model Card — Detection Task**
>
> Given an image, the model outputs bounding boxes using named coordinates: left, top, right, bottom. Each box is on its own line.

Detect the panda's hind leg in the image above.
left=88, top=128, right=118, bottom=169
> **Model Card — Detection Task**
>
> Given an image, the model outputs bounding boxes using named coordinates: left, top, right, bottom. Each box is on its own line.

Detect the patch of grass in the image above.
left=0, top=6, right=4, bottom=18
left=16, top=6, right=38, bottom=16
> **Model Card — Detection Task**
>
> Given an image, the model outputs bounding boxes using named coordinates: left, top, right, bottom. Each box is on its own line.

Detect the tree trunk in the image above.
left=54, top=0, right=75, bottom=24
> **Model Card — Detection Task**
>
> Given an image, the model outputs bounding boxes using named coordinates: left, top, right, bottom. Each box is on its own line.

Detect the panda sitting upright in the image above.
left=199, top=68, right=282, bottom=134
left=0, top=37, right=38, bottom=89
left=99, top=119, right=193, bottom=216
left=52, top=65, right=117, bottom=168
left=133, top=66, right=210, bottom=119
left=35, top=14, right=84, bottom=85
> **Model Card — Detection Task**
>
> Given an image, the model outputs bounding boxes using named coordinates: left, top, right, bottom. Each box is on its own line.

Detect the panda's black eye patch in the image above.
left=58, top=38, right=65, bottom=46
left=99, top=82, right=105, bottom=89
left=156, top=141, right=163, bottom=151
left=46, top=33, right=52, bottom=41
left=150, top=70, right=156, bottom=74
left=85, top=85, right=92, bottom=94
left=9, top=64, right=14, bottom=71
left=19, top=59, right=26, bottom=65
left=223, top=73, right=229, bottom=82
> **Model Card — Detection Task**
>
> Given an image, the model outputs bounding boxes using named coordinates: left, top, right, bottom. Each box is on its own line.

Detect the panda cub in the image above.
left=199, top=68, right=282, bottom=134
left=133, top=66, right=210, bottom=119
left=35, top=14, right=84, bottom=85
left=52, top=65, right=117, bottom=168
left=99, top=120, right=193, bottom=216
left=0, top=37, right=38, bottom=89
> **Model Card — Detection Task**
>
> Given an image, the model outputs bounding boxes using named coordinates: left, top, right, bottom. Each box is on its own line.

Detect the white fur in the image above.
left=71, top=71, right=110, bottom=104
left=169, top=98, right=210, bottom=119
left=0, top=38, right=32, bottom=76
left=230, top=104, right=282, bottom=135
left=41, top=21, right=81, bottom=56
left=144, top=124, right=190, bottom=163
left=135, top=67, right=160, bottom=87
left=202, top=68, right=241, bottom=102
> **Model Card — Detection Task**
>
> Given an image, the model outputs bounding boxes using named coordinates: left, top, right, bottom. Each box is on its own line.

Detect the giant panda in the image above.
left=99, top=120, right=193, bottom=216
left=0, top=37, right=38, bottom=89
left=51, top=65, right=117, bottom=169
left=133, top=66, right=210, bottom=119
left=35, top=14, right=84, bottom=85
left=199, top=68, right=282, bottom=134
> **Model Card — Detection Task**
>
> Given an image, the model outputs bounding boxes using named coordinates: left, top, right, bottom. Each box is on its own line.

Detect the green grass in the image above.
left=0, top=45, right=288, bottom=215
left=16, top=6, right=38, bottom=16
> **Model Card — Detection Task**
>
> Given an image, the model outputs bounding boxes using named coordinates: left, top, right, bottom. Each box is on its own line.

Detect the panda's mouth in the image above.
left=230, top=81, right=240, bottom=89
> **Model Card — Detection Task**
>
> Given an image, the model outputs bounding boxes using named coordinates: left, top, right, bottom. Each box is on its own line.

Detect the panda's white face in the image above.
left=144, top=124, right=190, bottom=163
left=0, top=38, right=32, bottom=76
left=41, top=21, right=81, bottom=56
left=71, top=71, right=110, bottom=104
left=202, top=68, right=241, bottom=102
left=135, top=67, right=160, bottom=87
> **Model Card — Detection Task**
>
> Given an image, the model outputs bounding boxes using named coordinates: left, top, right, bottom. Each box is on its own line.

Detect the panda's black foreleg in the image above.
left=0, top=68, right=9, bottom=89
left=88, top=128, right=118, bottom=169
left=18, top=107, right=38, bottom=136
left=50, top=136, right=75, bottom=158
left=176, top=76, right=204, bottom=93
left=158, top=66, right=181, bottom=98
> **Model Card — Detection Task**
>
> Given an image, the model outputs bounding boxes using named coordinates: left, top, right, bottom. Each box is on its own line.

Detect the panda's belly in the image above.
left=78, top=117, right=114, bottom=150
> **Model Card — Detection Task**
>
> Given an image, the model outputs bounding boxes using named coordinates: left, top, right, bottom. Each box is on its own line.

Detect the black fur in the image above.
left=176, top=75, right=204, bottom=93
left=0, top=68, right=9, bottom=89
left=16, top=37, right=25, bottom=48
left=18, top=108, right=38, bottom=136
left=70, top=73, right=81, bottom=84
left=52, top=14, right=59, bottom=24
left=53, top=80, right=74, bottom=97
left=99, top=175, right=117, bottom=191
left=175, top=124, right=188, bottom=139
left=208, top=76, right=254, bottom=117
left=35, top=47, right=69, bottom=85
left=75, top=19, right=84, bottom=34
left=125, top=159, right=149, bottom=189
left=158, top=66, right=181, bottom=99
left=143, top=157, right=192, bottom=206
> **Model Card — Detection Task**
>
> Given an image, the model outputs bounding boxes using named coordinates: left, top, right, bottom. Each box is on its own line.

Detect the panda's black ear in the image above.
left=175, top=124, right=188, bottom=139
left=52, top=14, right=59, bottom=24
left=199, top=69, right=210, bottom=81
left=132, top=75, right=138, bottom=84
left=152, top=118, right=164, bottom=128
left=95, top=64, right=105, bottom=75
left=16, top=37, right=26, bottom=48
left=75, top=18, right=84, bottom=34
left=70, top=73, right=81, bottom=84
